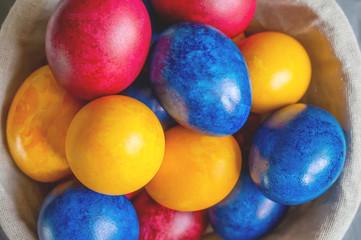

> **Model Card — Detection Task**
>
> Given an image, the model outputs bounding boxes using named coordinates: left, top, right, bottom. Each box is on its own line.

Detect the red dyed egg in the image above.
left=149, top=0, right=256, bottom=38
left=46, top=0, right=151, bottom=100
left=133, top=191, right=209, bottom=240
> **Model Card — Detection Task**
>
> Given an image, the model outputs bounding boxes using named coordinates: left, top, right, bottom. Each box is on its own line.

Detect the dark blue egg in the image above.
left=142, top=0, right=168, bottom=45
left=208, top=171, right=287, bottom=240
left=37, top=181, right=139, bottom=240
left=123, top=68, right=176, bottom=130
left=249, top=103, right=347, bottom=205
left=150, top=22, right=252, bottom=136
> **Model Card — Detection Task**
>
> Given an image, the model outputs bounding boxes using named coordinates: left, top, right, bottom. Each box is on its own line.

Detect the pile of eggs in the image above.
left=6, top=0, right=347, bottom=239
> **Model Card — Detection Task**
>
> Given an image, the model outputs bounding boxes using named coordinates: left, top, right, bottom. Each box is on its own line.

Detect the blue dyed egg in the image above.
left=249, top=103, right=347, bottom=205
left=37, top=181, right=139, bottom=240
left=123, top=68, right=176, bottom=130
left=209, top=171, right=287, bottom=240
left=150, top=22, right=252, bottom=136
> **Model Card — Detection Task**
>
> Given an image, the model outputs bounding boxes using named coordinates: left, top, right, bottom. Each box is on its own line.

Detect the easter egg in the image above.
left=238, top=32, right=311, bottom=113
left=6, top=66, right=84, bottom=182
left=122, top=69, right=176, bottom=130
left=209, top=171, right=287, bottom=240
left=150, top=22, right=252, bottom=136
left=249, top=104, right=347, bottom=205
left=38, top=181, right=139, bottom=240
left=145, top=126, right=242, bottom=211
left=46, top=0, right=151, bottom=100
left=66, top=95, right=165, bottom=195
left=133, top=191, right=208, bottom=240
left=149, top=0, right=256, bottom=38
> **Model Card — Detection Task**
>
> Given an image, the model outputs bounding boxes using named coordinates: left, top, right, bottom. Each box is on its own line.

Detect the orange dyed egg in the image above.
left=238, top=32, right=312, bottom=113
left=145, top=126, right=242, bottom=211
left=6, top=66, right=85, bottom=182
left=66, top=95, right=165, bottom=195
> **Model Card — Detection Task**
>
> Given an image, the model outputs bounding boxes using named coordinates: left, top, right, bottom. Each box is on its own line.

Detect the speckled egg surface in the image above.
left=133, top=191, right=208, bottom=240
left=149, top=0, right=256, bottom=38
left=46, top=0, right=151, bottom=100
left=209, top=171, right=287, bottom=240
left=37, top=181, right=139, bottom=240
left=249, top=103, right=347, bottom=205
left=150, top=22, right=252, bottom=136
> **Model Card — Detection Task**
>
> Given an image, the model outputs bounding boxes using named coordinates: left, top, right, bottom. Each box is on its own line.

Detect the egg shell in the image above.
left=150, top=22, right=252, bottom=136
left=249, top=104, right=347, bottom=205
left=149, top=0, right=256, bottom=38
left=209, top=171, right=287, bottom=240
left=6, top=66, right=84, bottom=182
left=122, top=68, right=176, bottom=130
left=66, top=95, right=165, bottom=195
left=46, top=0, right=151, bottom=100
left=133, top=191, right=208, bottom=240
left=37, top=181, right=139, bottom=240
left=145, top=125, right=242, bottom=211
left=238, top=32, right=312, bottom=113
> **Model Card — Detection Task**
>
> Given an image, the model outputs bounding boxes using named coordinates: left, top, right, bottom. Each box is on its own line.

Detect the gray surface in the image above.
left=334, top=1, right=361, bottom=239
left=336, top=0, right=361, bottom=44
left=0, top=0, right=15, bottom=27
left=0, top=0, right=360, bottom=239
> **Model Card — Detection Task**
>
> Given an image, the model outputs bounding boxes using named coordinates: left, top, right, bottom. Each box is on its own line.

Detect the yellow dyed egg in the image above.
left=66, top=95, right=165, bottom=195
left=238, top=32, right=312, bottom=113
left=145, top=126, right=242, bottom=211
left=6, top=66, right=85, bottom=182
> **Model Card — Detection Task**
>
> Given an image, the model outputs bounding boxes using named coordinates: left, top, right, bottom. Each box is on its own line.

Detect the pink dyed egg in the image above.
left=150, top=0, right=256, bottom=38
left=46, top=0, right=151, bottom=100
left=133, top=191, right=209, bottom=240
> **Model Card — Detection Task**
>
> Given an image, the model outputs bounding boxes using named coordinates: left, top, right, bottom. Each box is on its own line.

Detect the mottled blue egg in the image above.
left=249, top=103, right=347, bottom=205
left=123, top=68, right=176, bottom=130
left=209, top=171, right=287, bottom=240
left=150, top=22, right=251, bottom=136
left=142, top=0, right=168, bottom=45
left=37, top=181, right=139, bottom=240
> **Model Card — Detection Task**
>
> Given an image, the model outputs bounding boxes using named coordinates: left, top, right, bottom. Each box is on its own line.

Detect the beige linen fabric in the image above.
left=0, top=0, right=361, bottom=239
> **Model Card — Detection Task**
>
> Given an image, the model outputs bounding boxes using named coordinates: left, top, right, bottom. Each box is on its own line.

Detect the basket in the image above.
left=1, top=0, right=361, bottom=239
